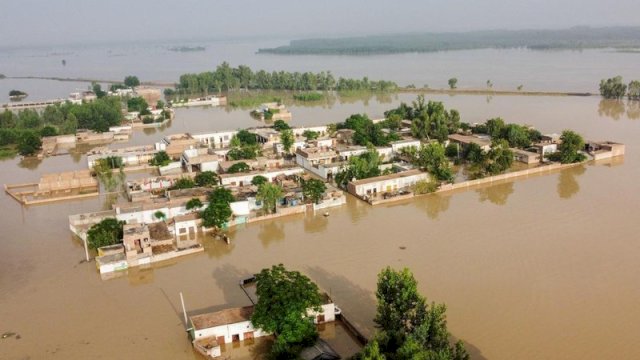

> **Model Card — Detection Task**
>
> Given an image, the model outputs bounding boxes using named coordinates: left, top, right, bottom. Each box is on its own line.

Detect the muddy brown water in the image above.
left=1, top=94, right=639, bottom=359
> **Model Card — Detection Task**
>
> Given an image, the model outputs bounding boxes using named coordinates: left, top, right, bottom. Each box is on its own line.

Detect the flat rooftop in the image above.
left=190, top=306, right=254, bottom=330
left=350, top=169, right=425, bottom=186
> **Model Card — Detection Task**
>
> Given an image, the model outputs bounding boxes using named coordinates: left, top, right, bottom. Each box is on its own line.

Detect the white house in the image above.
left=219, top=167, right=305, bottom=186
left=391, top=139, right=421, bottom=153
left=347, top=169, right=429, bottom=198
left=192, top=130, right=238, bottom=149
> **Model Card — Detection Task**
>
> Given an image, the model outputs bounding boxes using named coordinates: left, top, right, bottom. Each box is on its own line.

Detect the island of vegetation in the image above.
left=258, top=26, right=640, bottom=55
left=168, top=46, right=206, bottom=52
left=9, top=90, right=28, bottom=100
left=599, top=76, right=640, bottom=100
left=171, top=62, right=398, bottom=95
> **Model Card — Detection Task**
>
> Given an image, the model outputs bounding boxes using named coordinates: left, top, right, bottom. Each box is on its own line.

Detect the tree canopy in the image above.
left=257, top=182, right=284, bottom=214
left=227, top=162, right=251, bottom=173
left=149, top=151, right=171, bottom=166
left=174, top=62, right=396, bottom=94
left=124, top=75, right=140, bottom=87
left=599, top=76, right=627, bottom=99
left=87, top=218, right=124, bottom=250
left=302, top=178, right=327, bottom=204
left=251, top=264, right=322, bottom=358
left=552, top=130, right=586, bottom=164
left=365, top=267, right=469, bottom=360
left=336, top=113, right=399, bottom=147
left=280, top=129, right=294, bottom=153
left=194, top=171, right=219, bottom=187
left=385, top=96, right=460, bottom=143
left=335, top=147, right=382, bottom=188
left=200, top=187, right=234, bottom=229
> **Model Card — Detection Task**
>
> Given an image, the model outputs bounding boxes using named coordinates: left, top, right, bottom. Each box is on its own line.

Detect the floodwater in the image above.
left=0, top=92, right=638, bottom=359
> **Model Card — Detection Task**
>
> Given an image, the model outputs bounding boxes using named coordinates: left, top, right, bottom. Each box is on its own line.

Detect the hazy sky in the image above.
left=1, top=0, right=639, bottom=47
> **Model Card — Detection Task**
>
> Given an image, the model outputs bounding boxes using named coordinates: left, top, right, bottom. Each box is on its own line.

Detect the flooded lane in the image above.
left=0, top=94, right=639, bottom=359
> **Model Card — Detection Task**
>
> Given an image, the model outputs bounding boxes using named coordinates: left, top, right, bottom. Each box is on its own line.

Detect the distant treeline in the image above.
left=258, top=26, right=640, bottom=55
left=172, top=62, right=397, bottom=94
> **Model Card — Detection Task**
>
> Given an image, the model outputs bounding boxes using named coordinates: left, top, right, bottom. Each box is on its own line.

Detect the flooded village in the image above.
left=2, top=5, right=640, bottom=358
left=0, top=79, right=628, bottom=359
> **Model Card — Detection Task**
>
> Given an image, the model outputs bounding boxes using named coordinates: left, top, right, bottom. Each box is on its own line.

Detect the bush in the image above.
left=149, top=151, right=171, bottom=166
left=227, top=162, right=250, bottom=173
left=142, top=116, right=154, bottom=124
left=87, top=218, right=124, bottom=250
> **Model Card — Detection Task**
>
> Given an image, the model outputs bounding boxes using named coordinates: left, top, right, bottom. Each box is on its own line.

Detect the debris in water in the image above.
left=323, top=212, right=330, bottom=217
left=399, top=246, right=406, bottom=250
left=15, top=334, right=21, bottom=340
left=2, top=332, right=16, bottom=339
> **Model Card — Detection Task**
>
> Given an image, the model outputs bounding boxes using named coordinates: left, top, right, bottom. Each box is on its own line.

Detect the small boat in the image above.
left=323, top=212, right=330, bottom=217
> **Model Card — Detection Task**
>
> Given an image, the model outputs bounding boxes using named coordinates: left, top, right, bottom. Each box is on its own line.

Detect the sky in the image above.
left=1, top=0, right=639, bottom=47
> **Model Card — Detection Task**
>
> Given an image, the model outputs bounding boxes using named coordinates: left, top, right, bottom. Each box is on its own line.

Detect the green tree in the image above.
left=448, top=78, right=458, bottom=89
left=17, top=131, right=42, bottom=156
left=485, top=117, right=506, bottom=138
left=200, top=187, right=234, bottom=229
left=149, top=151, right=171, bottom=166
left=87, top=218, right=124, bottom=250
left=156, top=100, right=165, bottom=109
left=185, top=198, right=203, bottom=211
left=272, top=119, right=291, bottom=131
left=17, top=109, right=42, bottom=129
left=599, top=76, right=627, bottom=99
left=127, top=97, right=150, bottom=113
left=302, top=178, right=327, bottom=204
left=124, top=75, right=140, bottom=87
left=0, top=110, right=16, bottom=128
left=628, top=80, right=640, bottom=100
left=153, top=210, right=167, bottom=221
left=374, top=267, right=469, bottom=360
left=170, top=177, right=196, bottom=190
left=335, top=148, right=382, bottom=188
left=502, top=123, right=531, bottom=148
left=360, top=339, right=386, bottom=360
left=91, top=82, right=106, bottom=98
left=227, top=162, right=251, bottom=173
left=251, top=175, right=268, bottom=186
left=555, top=130, right=586, bottom=164
left=194, top=171, right=219, bottom=187
left=302, top=130, right=319, bottom=140
left=280, top=129, right=294, bottom=153
left=251, top=264, right=322, bottom=358
left=415, top=143, right=453, bottom=182
left=235, top=129, right=257, bottom=145
left=257, top=182, right=284, bottom=214
left=40, top=125, right=58, bottom=137
left=42, top=105, right=65, bottom=125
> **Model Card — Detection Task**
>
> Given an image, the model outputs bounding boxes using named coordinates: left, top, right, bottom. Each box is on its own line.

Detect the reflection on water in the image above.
left=413, top=193, right=452, bottom=219
left=257, top=220, right=286, bottom=248
left=304, top=213, right=329, bottom=233
left=626, top=100, right=640, bottom=120
left=18, top=157, right=42, bottom=170
left=477, top=182, right=515, bottom=206
left=598, top=99, right=640, bottom=120
left=557, top=165, right=586, bottom=200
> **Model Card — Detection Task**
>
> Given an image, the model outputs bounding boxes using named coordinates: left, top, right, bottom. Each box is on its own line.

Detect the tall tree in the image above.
left=556, top=130, right=586, bottom=164
left=302, top=178, right=327, bottom=204
left=124, top=75, right=140, bottom=87
left=251, top=264, right=322, bottom=358
left=280, top=129, right=294, bottom=153
left=200, top=187, right=234, bottom=229
left=599, top=76, right=627, bottom=99
left=257, top=183, right=284, bottom=214
left=415, top=143, right=454, bottom=182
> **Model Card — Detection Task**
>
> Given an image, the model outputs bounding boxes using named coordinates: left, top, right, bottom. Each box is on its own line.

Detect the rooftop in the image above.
left=350, top=169, right=426, bottom=186
left=190, top=306, right=254, bottom=330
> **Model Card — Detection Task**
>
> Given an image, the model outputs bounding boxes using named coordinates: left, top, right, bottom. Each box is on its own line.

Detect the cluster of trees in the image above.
left=174, top=62, right=397, bottom=94
left=599, top=76, right=640, bottom=100
left=335, top=147, right=383, bottom=188
left=271, top=120, right=295, bottom=154
left=471, top=117, right=541, bottom=149
left=169, top=172, right=220, bottom=190
left=251, top=264, right=323, bottom=358
left=355, top=267, right=469, bottom=360
left=127, top=97, right=150, bottom=114
left=227, top=130, right=262, bottom=161
left=401, top=143, right=454, bottom=182
left=464, top=140, right=514, bottom=179
left=385, top=96, right=461, bottom=143
left=337, top=114, right=401, bottom=147
left=0, top=96, right=122, bottom=156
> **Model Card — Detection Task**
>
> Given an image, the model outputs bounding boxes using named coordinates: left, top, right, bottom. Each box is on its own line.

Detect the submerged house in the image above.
left=189, top=295, right=340, bottom=359
left=347, top=169, right=429, bottom=199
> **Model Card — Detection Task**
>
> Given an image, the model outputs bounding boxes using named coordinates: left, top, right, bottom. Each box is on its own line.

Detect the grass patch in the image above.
left=0, top=146, right=18, bottom=160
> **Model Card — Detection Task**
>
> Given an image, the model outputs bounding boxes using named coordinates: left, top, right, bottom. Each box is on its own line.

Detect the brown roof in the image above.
left=190, top=306, right=254, bottom=330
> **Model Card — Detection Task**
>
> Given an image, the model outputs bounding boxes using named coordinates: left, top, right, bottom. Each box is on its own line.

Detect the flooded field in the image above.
left=0, top=93, right=639, bottom=359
